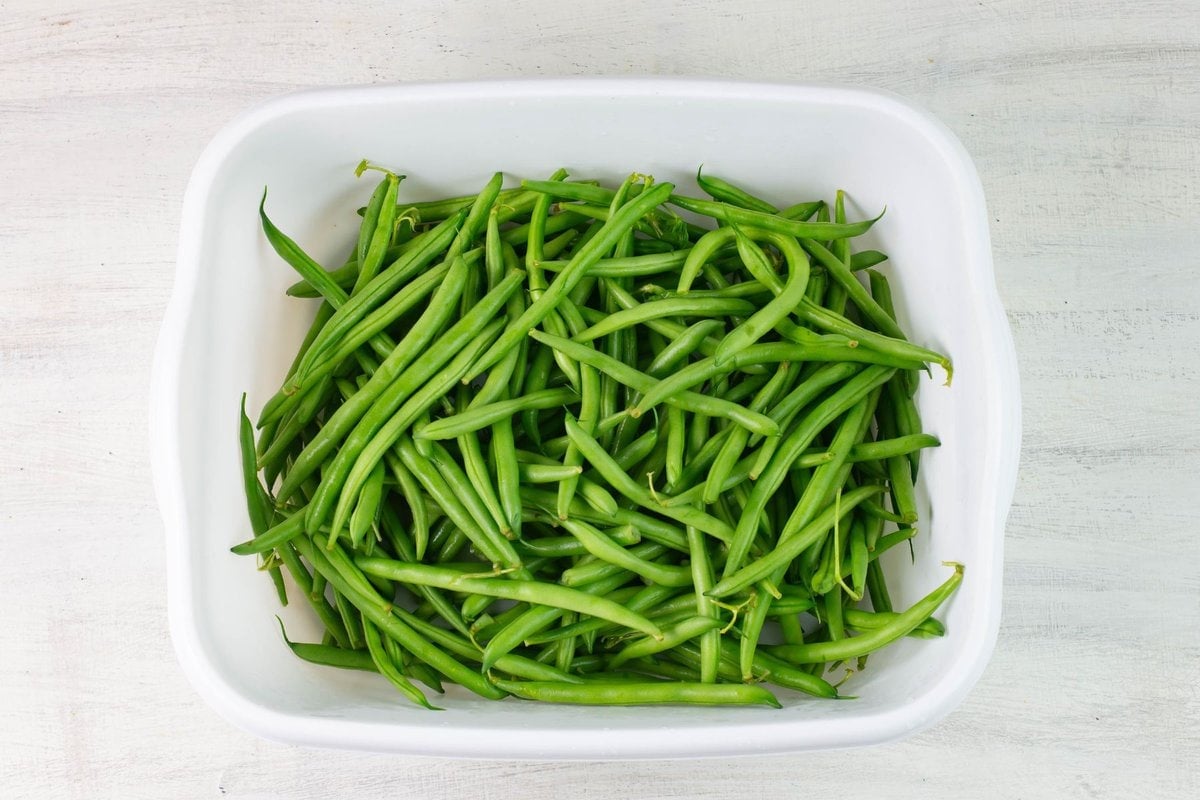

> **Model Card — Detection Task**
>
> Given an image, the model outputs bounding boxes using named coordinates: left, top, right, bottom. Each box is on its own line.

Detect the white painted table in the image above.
left=2, top=1, right=1197, bottom=797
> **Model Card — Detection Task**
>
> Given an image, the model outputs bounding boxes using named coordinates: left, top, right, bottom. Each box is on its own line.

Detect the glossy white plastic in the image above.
left=151, top=79, right=1019, bottom=759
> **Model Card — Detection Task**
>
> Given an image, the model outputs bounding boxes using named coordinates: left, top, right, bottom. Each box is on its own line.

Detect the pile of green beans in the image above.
left=235, top=162, right=963, bottom=710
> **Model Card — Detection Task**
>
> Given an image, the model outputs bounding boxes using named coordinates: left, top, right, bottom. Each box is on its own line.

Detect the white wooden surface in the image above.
left=2, top=1, right=1197, bottom=797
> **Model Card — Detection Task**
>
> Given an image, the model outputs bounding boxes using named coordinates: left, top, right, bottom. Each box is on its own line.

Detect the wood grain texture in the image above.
left=1, top=1, right=1197, bottom=797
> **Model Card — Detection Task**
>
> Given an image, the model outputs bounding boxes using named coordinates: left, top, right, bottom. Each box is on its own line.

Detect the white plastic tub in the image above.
left=151, top=79, right=1020, bottom=759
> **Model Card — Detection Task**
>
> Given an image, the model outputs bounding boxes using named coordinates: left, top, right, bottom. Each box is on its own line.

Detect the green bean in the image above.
left=258, top=190, right=354, bottom=309
left=538, top=249, right=694, bottom=277
left=362, top=616, right=440, bottom=710
left=544, top=227, right=582, bottom=258
left=868, top=266, right=923, bottom=401
left=260, top=386, right=346, bottom=483
left=348, top=461, right=385, bottom=549
left=768, top=592, right=816, bottom=616
left=462, top=592, right=497, bottom=621
left=354, top=171, right=401, bottom=288
left=229, top=507, right=307, bottom=556
left=576, top=477, right=621, bottom=516
left=237, top=396, right=287, bottom=603
left=382, top=452, right=429, bottom=560
left=556, top=183, right=700, bottom=245
left=549, top=201, right=690, bottom=245
left=676, top=226, right=737, bottom=295
left=686, top=521, right=720, bottom=684
left=416, top=388, right=579, bottom=440
left=676, top=638, right=838, bottom=699
left=558, top=518, right=692, bottom=587
left=308, top=568, right=327, bottom=604
left=432, top=523, right=470, bottom=564
left=843, top=608, right=945, bottom=639
left=239, top=397, right=275, bottom=536
left=866, top=558, right=894, bottom=613
left=876, top=397, right=919, bottom=525
left=570, top=297, right=755, bottom=343
left=645, top=320, right=726, bottom=377
left=489, top=677, right=781, bottom=708
left=275, top=618, right=374, bottom=672
left=772, top=608, right=805, bottom=645
left=517, top=463, right=584, bottom=483
left=665, top=405, right=685, bottom=487
left=524, top=173, right=583, bottom=391
left=769, top=564, right=963, bottom=662
left=642, top=281, right=774, bottom=301
left=822, top=588, right=846, bottom=641
left=803, top=268, right=828, bottom=308
left=609, top=174, right=645, bottom=258
left=551, top=300, right=601, bottom=517
left=320, top=537, right=393, bottom=609
left=850, top=250, right=888, bottom=270
left=560, top=542, right=666, bottom=587
left=695, top=169, right=779, bottom=213
left=737, top=589, right=770, bottom=680
left=848, top=518, right=870, bottom=599
left=405, top=662, right=445, bottom=693
left=521, top=179, right=609, bottom=205
left=527, top=170, right=569, bottom=269
left=376, top=509, right=472, bottom=638
left=381, top=187, right=529, bottom=223
left=796, top=433, right=941, bottom=469
left=669, top=193, right=881, bottom=241
left=285, top=259, right=369, bottom=298
left=356, top=559, right=664, bottom=641
left=797, top=299, right=952, bottom=382
left=468, top=307, right=527, bottom=409
left=779, top=200, right=825, bottom=220
left=686, top=409, right=711, bottom=468
left=620, top=657, right=700, bottom=682
left=487, top=416, right=522, bottom=539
